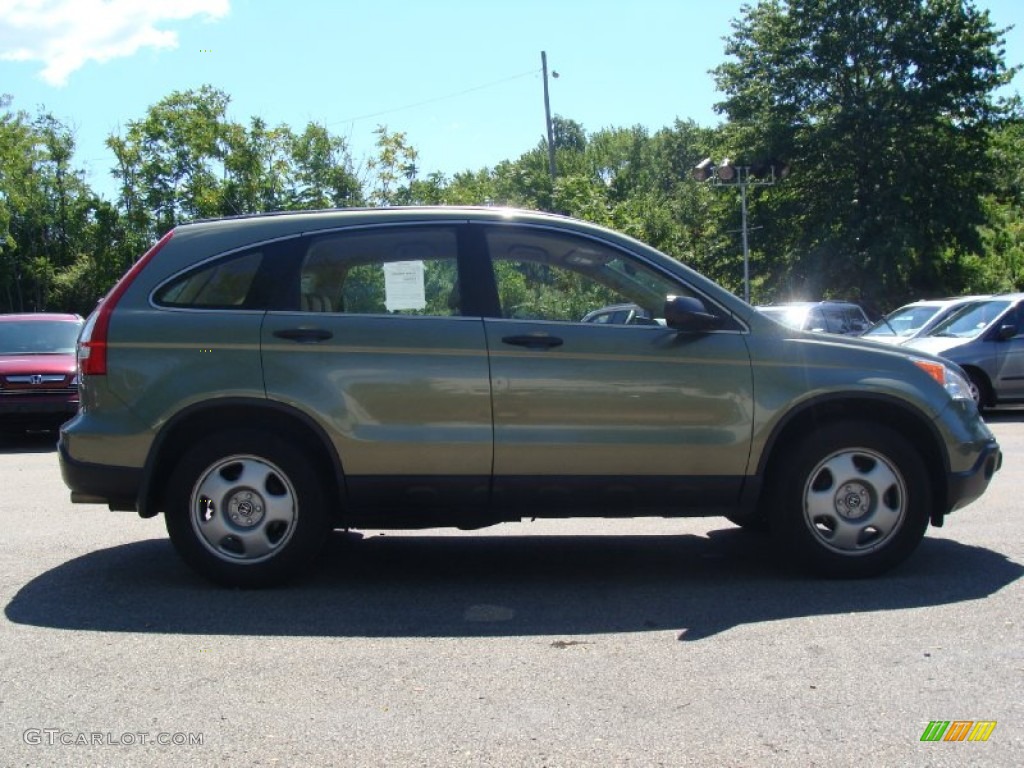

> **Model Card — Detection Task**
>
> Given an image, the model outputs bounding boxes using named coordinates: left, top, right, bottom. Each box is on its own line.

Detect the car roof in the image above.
left=0, top=313, right=83, bottom=323
left=895, top=295, right=990, bottom=308
left=756, top=300, right=861, bottom=307
left=184, top=205, right=578, bottom=232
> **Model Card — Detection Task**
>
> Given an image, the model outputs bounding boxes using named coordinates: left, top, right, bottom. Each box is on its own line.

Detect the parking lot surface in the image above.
left=2, top=414, right=1022, bottom=767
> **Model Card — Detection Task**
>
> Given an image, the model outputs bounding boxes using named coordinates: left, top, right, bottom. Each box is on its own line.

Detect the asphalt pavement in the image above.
left=2, top=414, right=1022, bottom=767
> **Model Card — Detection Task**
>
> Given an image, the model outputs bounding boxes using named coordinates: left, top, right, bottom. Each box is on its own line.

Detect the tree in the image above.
left=219, top=117, right=292, bottom=215
left=287, top=122, right=362, bottom=209
left=713, top=0, right=1019, bottom=305
left=0, top=97, right=106, bottom=312
left=0, top=97, right=40, bottom=310
left=366, top=125, right=419, bottom=207
left=970, top=114, right=1024, bottom=291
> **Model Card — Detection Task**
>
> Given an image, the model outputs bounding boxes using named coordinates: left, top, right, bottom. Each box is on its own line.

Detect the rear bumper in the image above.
left=946, top=438, right=1001, bottom=514
left=58, top=436, right=141, bottom=510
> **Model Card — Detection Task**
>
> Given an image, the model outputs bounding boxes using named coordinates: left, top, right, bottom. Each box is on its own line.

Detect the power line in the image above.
left=326, top=68, right=539, bottom=127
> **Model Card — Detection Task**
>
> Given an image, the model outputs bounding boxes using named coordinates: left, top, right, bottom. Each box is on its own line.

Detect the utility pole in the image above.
left=541, top=51, right=556, bottom=181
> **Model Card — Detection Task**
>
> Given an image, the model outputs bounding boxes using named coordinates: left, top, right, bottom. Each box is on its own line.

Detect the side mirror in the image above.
left=664, top=295, right=722, bottom=333
left=996, top=323, right=1017, bottom=341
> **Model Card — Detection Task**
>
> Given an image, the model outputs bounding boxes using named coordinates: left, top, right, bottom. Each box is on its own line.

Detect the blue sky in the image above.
left=2, top=0, right=1022, bottom=202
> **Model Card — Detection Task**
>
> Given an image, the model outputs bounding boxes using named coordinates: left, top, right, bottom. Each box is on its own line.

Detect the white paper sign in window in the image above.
left=383, top=261, right=426, bottom=311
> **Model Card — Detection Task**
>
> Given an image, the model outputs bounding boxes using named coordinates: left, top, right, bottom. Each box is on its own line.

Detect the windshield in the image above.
left=0, top=320, right=82, bottom=355
left=863, top=305, right=941, bottom=338
left=926, top=300, right=1012, bottom=339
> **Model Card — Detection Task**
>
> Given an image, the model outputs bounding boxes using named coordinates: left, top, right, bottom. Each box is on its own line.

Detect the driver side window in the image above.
left=483, top=227, right=684, bottom=325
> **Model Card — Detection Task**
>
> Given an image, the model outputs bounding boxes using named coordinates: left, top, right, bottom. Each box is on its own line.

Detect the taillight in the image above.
left=78, top=230, right=174, bottom=376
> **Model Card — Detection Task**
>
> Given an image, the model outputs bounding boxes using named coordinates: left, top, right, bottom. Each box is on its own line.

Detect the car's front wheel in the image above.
left=965, top=369, right=993, bottom=410
left=164, top=430, right=331, bottom=587
left=772, top=422, right=931, bottom=577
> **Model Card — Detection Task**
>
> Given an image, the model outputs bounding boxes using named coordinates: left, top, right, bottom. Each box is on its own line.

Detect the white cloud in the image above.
left=0, top=0, right=230, bottom=86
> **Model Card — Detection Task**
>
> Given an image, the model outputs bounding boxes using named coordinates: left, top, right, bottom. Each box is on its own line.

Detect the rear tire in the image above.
left=772, top=422, right=930, bottom=578
left=164, top=430, right=331, bottom=588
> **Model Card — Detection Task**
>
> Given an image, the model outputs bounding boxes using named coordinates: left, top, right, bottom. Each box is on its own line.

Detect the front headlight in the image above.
left=913, top=358, right=973, bottom=401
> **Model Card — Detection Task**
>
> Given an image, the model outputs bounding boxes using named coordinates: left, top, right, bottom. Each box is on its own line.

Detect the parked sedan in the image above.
left=0, top=313, right=83, bottom=432
left=904, top=293, right=1024, bottom=408
left=861, top=296, right=989, bottom=346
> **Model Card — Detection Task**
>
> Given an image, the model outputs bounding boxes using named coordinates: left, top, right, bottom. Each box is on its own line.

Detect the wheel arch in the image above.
left=755, top=394, right=950, bottom=527
left=138, top=398, right=346, bottom=521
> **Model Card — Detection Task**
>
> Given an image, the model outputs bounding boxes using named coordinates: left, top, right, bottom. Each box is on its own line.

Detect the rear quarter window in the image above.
left=155, top=250, right=264, bottom=308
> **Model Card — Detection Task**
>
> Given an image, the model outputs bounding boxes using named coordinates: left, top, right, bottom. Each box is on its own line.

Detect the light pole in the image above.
left=692, top=159, right=786, bottom=304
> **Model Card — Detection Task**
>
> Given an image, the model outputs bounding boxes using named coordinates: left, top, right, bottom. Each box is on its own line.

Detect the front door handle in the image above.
left=501, top=334, right=564, bottom=350
left=273, top=328, right=333, bottom=343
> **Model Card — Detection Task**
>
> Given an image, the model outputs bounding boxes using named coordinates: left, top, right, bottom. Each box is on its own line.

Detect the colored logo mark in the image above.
left=920, top=720, right=997, bottom=742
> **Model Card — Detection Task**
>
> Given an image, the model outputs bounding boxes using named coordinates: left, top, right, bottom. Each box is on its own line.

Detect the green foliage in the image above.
left=289, top=122, right=363, bottom=209
left=0, top=96, right=116, bottom=312
left=3, top=2, right=1024, bottom=317
left=712, top=0, right=1019, bottom=305
left=107, top=86, right=363, bottom=240
left=366, top=125, right=419, bottom=206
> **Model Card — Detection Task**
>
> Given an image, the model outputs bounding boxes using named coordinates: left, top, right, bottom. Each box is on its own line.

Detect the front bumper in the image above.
left=0, top=397, right=78, bottom=419
left=945, top=438, right=1001, bottom=516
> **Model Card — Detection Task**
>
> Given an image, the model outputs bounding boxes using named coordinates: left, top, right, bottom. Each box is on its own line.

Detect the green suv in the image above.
left=59, top=207, right=1001, bottom=587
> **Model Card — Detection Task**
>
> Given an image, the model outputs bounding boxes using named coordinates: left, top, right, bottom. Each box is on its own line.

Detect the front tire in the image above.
left=966, top=369, right=993, bottom=410
left=164, top=430, right=331, bottom=587
left=772, top=422, right=930, bottom=578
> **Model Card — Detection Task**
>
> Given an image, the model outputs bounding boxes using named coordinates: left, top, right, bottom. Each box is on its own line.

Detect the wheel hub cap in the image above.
left=835, top=483, right=871, bottom=520
left=226, top=489, right=265, bottom=528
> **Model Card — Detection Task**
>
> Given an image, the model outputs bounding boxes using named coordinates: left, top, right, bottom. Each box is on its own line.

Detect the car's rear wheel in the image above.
left=772, top=422, right=930, bottom=577
left=164, top=430, right=331, bottom=588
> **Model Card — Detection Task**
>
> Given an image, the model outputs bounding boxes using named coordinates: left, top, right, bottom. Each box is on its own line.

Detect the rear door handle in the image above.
left=501, top=334, right=564, bottom=350
left=273, top=328, right=333, bottom=343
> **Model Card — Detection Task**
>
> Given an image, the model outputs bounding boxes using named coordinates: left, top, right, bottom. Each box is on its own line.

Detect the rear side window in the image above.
left=155, top=250, right=264, bottom=308
left=297, top=227, right=460, bottom=316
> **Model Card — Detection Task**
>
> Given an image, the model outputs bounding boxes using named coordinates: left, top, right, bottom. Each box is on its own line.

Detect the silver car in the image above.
left=904, top=293, right=1024, bottom=407
left=861, top=296, right=990, bottom=346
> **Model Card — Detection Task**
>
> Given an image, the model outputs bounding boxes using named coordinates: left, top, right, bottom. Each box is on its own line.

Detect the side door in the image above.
left=986, top=303, right=1024, bottom=400
left=261, top=224, right=493, bottom=518
left=476, top=223, right=755, bottom=516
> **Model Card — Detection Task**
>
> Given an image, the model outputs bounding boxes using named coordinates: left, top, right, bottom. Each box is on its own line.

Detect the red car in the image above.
left=0, top=313, right=83, bottom=432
